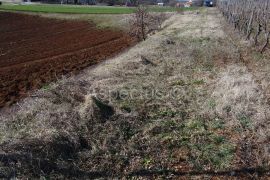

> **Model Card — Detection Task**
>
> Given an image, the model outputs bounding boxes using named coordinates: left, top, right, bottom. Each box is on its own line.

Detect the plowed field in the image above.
left=0, top=12, right=134, bottom=108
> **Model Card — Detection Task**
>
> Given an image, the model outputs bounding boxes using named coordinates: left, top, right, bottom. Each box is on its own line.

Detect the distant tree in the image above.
left=107, top=0, right=115, bottom=5
left=98, top=0, right=125, bottom=5
left=129, top=5, right=169, bottom=40
left=129, top=5, right=151, bottom=40
left=130, top=0, right=139, bottom=6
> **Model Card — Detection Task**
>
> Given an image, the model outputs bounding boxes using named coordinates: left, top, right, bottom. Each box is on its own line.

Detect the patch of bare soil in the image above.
left=0, top=8, right=269, bottom=179
left=0, top=12, right=135, bottom=108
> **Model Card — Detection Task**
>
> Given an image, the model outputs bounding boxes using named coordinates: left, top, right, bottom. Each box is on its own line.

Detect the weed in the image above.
left=192, top=48, right=204, bottom=62
left=252, top=51, right=265, bottom=61
left=143, top=157, right=152, bottom=168
left=211, top=134, right=226, bottom=144
left=158, top=109, right=178, bottom=118
left=237, top=114, right=252, bottom=129
left=172, top=79, right=186, bottom=86
left=203, top=61, right=214, bottom=71
left=192, top=79, right=205, bottom=85
left=172, top=79, right=205, bottom=86
left=211, top=118, right=225, bottom=130
left=208, top=99, right=217, bottom=110
left=191, top=37, right=211, bottom=44
left=120, top=101, right=132, bottom=113
left=149, top=108, right=184, bottom=120
left=42, top=84, right=51, bottom=91
left=162, top=119, right=177, bottom=127
left=120, top=122, right=135, bottom=140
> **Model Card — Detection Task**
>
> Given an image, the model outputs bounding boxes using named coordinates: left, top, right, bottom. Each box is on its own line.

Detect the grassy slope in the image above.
left=0, top=8, right=269, bottom=179
left=0, top=4, right=196, bottom=14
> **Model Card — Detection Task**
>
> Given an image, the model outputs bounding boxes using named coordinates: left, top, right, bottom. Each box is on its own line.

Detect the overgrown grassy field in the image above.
left=0, top=7, right=269, bottom=179
left=0, top=3, right=196, bottom=14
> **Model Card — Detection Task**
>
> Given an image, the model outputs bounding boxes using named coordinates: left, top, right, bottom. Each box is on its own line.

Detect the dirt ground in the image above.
left=0, top=12, right=134, bottom=108
left=0, top=8, right=269, bottom=179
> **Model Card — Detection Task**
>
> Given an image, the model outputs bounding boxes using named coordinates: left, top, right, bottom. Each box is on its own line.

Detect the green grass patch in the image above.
left=0, top=4, right=197, bottom=14
left=237, top=114, right=252, bottom=129
left=41, top=84, right=51, bottom=91
left=0, top=4, right=134, bottom=14
left=172, top=79, right=205, bottom=86
left=157, top=117, right=235, bottom=171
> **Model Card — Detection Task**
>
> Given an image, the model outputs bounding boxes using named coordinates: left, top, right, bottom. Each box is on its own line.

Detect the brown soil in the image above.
left=0, top=12, right=134, bottom=108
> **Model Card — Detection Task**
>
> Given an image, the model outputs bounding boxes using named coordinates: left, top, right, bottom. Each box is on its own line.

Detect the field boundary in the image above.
left=0, top=4, right=198, bottom=14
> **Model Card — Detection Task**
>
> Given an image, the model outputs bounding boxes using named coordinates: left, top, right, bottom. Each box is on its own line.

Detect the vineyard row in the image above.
left=217, top=0, right=270, bottom=53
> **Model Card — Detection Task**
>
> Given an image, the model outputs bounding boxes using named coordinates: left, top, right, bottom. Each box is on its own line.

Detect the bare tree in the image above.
left=129, top=5, right=150, bottom=41
left=129, top=6, right=169, bottom=41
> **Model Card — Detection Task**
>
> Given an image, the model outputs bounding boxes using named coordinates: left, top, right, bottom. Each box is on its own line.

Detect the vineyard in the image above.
left=218, top=0, right=270, bottom=53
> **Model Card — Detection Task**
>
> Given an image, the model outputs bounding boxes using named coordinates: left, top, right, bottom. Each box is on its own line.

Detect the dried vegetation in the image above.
left=0, top=8, right=269, bottom=179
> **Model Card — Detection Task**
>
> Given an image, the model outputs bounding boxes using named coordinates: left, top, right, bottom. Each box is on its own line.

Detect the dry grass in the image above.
left=21, top=11, right=174, bottom=31
left=14, top=11, right=133, bottom=30
left=0, top=8, right=269, bottom=179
